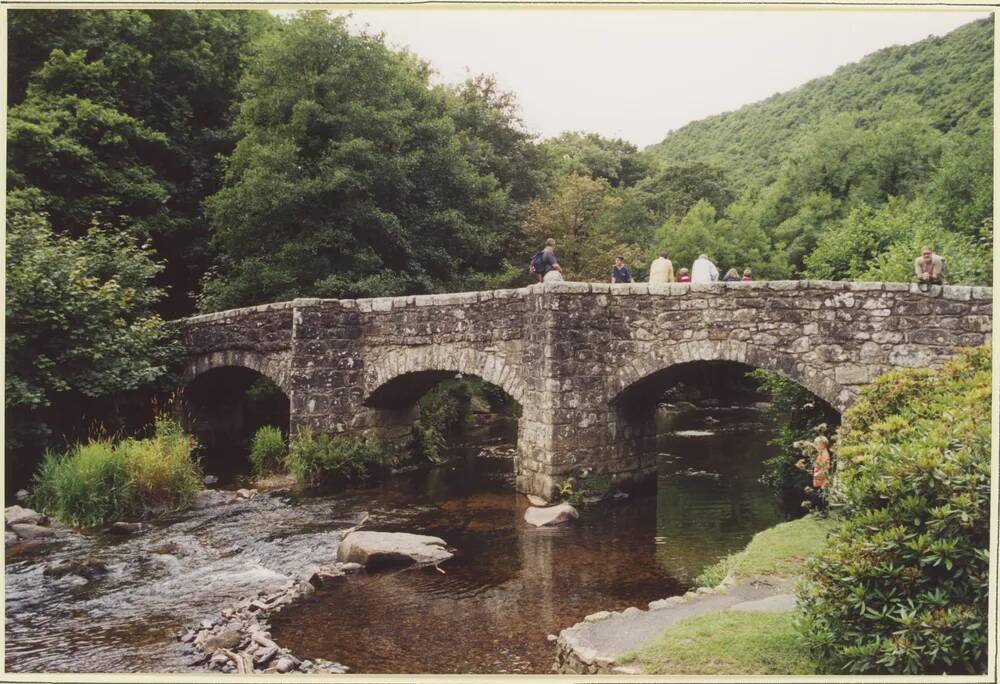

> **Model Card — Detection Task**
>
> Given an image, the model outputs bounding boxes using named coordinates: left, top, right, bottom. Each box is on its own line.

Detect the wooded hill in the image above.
left=645, top=17, right=993, bottom=189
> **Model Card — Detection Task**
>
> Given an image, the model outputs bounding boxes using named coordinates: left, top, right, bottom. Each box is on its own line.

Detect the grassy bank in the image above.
left=696, top=515, right=835, bottom=586
left=624, top=611, right=817, bottom=675
left=622, top=514, right=834, bottom=675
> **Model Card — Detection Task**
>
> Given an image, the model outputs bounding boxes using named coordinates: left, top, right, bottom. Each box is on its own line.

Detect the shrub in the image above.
left=797, top=347, right=991, bottom=674
left=250, top=425, right=287, bottom=476
left=31, top=417, right=201, bottom=527
left=750, top=369, right=841, bottom=512
left=119, top=417, right=202, bottom=514
left=287, top=430, right=389, bottom=485
left=412, top=425, right=445, bottom=465
left=31, top=441, right=132, bottom=528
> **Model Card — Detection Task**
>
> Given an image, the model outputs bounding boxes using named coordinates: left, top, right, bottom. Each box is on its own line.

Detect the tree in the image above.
left=6, top=9, right=274, bottom=315
left=539, top=131, right=650, bottom=189
left=635, top=161, right=734, bottom=223
left=5, top=209, right=182, bottom=463
left=521, top=174, right=641, bottom=281
left=200, top=12, right=524, bottom=309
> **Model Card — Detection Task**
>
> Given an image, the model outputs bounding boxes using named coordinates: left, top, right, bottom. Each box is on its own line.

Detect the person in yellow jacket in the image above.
left=648, top=251, right=675, bottom=283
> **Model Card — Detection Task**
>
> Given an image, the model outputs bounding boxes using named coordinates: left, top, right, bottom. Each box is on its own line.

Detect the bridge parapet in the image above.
left=176, top=280, right=992, bottom=498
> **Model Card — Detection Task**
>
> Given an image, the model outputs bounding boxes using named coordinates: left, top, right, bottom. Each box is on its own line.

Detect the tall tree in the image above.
left=201, top=13, right=533, bottom=309
left=6, top=9, right=274, bottom=316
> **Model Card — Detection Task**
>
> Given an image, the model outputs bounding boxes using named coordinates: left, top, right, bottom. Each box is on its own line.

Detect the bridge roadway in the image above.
left=177, top=280, right=992, bottom=498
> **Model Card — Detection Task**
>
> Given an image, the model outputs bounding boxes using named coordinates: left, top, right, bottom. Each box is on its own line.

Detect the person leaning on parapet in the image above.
left=914, top=246, right=945, bottom=291
left=530, top=238, right=564, bottom=283
left=742, top=268, right=752, bottom=282
left=648, top=251, right=675, bottom=284
left=722, top=268, right=741, bottom=282
left=611, top=255, right=633, bottom=284
left=691, top=254, right=719, bottom=284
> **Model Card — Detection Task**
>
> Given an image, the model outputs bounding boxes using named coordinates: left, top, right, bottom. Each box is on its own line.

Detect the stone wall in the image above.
left=179, top=281, right=993, bottom=498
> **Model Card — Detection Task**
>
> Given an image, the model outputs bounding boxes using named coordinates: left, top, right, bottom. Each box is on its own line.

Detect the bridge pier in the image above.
left=179, top=281, right=992, bottom=500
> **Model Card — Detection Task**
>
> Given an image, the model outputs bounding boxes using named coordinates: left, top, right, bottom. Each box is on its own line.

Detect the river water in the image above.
left=5, top=404, right=785, bottom=674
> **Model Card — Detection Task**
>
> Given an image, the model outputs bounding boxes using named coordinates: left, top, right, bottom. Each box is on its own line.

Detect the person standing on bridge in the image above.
left=611, top=256, right=633, bottom=284
left=691, top=254, right=719, bottom=284
left=648, top=251, right=675, bottom=284
left=914, top=246, right=945, bottom=290
left=722, top=268, right=741, bottom=282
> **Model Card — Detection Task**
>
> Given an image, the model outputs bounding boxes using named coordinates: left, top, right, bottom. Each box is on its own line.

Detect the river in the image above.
left=5, top=403, right=787, bottom=674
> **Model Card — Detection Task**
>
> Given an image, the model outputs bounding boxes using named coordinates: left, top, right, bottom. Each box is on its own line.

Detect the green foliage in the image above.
left=556, top=472, right=613, bottom=505
left=539, top=131, right=649, bottom=188
left=286, top=430, right=390, bottom=485
left=646, top=18, right=993, bottom=190
left=7, top=9, right=274, bottom=315
left=31, top=442, right=132, bottom=528
left=249, top=425, right=287, bottom=476
left=30, top=417, right=201, bottom=527
left=696, top=515, right=836, bottom=587
left=750, top=370, right=840, bottom=510
left=805, top=197, right=991, bottom=285
left=797, top=347, right=991, bottom=674
left=118, top=417, right=202, bottom=515
left=5, top=211, right=182, bottom=455
left=622, top=611, right=817, bottom=675
left=201, top=12, right=535, bottom=309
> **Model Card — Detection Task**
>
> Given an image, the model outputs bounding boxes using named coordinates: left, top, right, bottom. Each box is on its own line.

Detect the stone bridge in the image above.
left=177, top=280, right=992, bottom=498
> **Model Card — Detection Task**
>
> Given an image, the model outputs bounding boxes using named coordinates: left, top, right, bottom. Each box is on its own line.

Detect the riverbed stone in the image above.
left=5, top=505, right=47, bottom=527
left=5, top=531, right=18, bottom=547
left=204, top=630, right=243, bottom=651
left=15, top=489, right=30, bottom=503
left=108, top=521, right=144, bottom=535
left=336, top=531, right=452, bottom=568
left=10, top=523, right=55, bottom=540
left=276, top=657, right=296, bottom=673
left=524, top=503, right=578, bottom=527
left=236, top=488, right=257, bottom=500
left=527, top=494, right=549, bottom=507
left=43, top=559, right=108, bottom=580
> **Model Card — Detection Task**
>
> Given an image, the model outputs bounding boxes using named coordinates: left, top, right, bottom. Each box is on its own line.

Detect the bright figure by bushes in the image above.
left=797, top=346, right=991, bottom=674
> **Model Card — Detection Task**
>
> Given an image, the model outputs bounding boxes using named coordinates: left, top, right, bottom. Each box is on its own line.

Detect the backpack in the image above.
left=529, top=252, right=547, bottom=275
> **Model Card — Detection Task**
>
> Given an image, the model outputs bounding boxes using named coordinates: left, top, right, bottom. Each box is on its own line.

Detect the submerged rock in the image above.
left=10, top=523, right=56, bottom=540
left=43, top=559, right=109, bottom=580
left=336, top=531, right=452, bottom=568
left=524, top=503, right=578, bottom=527
left=108, top=521, right=144, bottom=535
left=203, top=475, right=219, bottom=486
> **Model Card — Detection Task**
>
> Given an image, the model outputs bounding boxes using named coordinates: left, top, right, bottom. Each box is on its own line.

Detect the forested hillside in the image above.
left=646, top=17, right=993, bottom=188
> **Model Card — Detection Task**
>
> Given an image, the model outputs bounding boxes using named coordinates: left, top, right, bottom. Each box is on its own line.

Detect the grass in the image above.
left=622, top=611, right=817, bottom=675
left=696, top=515, right=835, bottom=586
left=249, top=425, right=287, bottom=476
left=31, top=417, right=202, bottom=527
left=286, top=430, right=390, bottom=485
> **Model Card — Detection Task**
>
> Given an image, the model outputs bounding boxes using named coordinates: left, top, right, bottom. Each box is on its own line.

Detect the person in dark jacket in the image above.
left=611, top=256, right=633, bottom=283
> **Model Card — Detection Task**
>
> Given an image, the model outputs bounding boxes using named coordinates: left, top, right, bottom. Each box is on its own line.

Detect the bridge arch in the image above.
left=609, top=339, right=848, bottom=413
left=181, top=350, right=292, bottom=397
left=363, top=346, right=526, bottom=408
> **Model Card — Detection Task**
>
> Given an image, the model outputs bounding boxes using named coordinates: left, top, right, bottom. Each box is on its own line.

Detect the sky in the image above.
left=316, top=8, right=991, bottom=148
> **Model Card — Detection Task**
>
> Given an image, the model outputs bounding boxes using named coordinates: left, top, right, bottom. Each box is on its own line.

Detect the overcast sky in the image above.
left=321, top=9, right=990, bottom=148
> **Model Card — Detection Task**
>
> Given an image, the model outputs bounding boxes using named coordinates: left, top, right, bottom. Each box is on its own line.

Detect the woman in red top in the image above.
left=741, top=268, right=752, bottom=282
left=676, top=267, right=691, bottom=283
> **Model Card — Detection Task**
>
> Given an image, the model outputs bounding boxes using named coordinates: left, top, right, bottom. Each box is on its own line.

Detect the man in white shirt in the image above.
left=648, top=251, right=675, bottom=283
left=691, top=254, right=719, bottom=283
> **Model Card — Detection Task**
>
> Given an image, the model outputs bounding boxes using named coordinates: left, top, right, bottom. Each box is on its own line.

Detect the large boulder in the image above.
left=524, top=503, right=579, bottom=527
left=336, top=531, right=452, bottom=569
left=5, top=505, right=47, bottom=527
